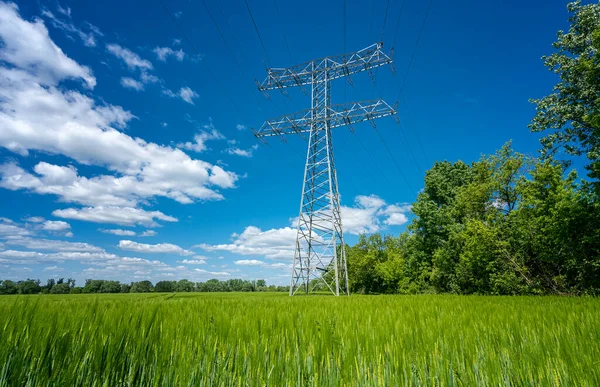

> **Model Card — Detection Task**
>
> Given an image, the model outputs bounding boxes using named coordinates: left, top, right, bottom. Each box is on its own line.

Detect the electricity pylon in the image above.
left=254, top=43, right=397, bottom=296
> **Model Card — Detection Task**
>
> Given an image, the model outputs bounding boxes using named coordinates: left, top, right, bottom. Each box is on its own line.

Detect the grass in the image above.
left=0, top=292, right=598, bottom=386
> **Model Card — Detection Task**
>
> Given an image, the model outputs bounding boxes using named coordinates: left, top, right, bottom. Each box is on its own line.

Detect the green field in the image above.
left=0, top=293, right=598, bottom=386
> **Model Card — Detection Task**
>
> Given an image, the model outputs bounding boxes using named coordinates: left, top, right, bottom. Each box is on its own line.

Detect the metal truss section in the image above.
left=258, top=43, right=392, bottom=91
left=255, top=43, right=396, bottom=296
left=255, top=100, right=398, bottom=138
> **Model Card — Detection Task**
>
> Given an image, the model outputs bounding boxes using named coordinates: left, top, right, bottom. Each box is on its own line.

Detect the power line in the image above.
left=158, top=0, right=244, bottom=115
left=209, top=0, right=298, bottom=117
left=396, top=0, right=433, bottom=101
left=344, top=0, right=347, bottom=103
left=200, top=0, right=267, bottom=111
left=367, top=0, right=376, bottom=41
left=381, top=0, right=391, bottom=42
left=372, top=125, right=415, bottom=193
left=273, top=0, right=293, bottom=65
left=401, top=93, right=431, bottom=162
left=201, top=0, right=247, bottom=78
left=339, top=0, right=409, bottom=198
left=369, top=59, right=424, bottom=175
left=391, top=0, right=406, bottom=49
left=243, top=0, right=272, bottom=66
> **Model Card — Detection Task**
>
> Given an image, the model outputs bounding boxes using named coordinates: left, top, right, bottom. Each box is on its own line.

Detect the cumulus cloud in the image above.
left=199, top=195, right=412, bottom=262
left=0, top=220, right=31, bottom=238
left=120, top=77, right=144, bottom=91
left=179, top=87, right=198, bottom=104
left=194, top=268, right=230, bottom=277
left=3, top=237, right=102, bottom=252
left=234, top=259, right=265, bottom=266
left=226, top=144, right=258, bottom=158
left=118, top=240, right=194, bottom=256
left=178, top=258, right=206, bottom=265
left=43, top=265, right=63, bottom=272
left=53, top=207, right=177, bottom=227
left=0, top=2, right=95, bottom=88
left=163, top=86, right=198, bottom=104
left=24, top=216, right=45, bottom=223
left=0, top=161, right=235, bottom=207
left=178, top=124, right=225, bottom=153
left=99, top=228, right=136, bottom=236
left=41, top=220, right=71, bottom=231
left=198, top=226, right=297, bottom=259
left=0, top=9, right=239, bottom=209
left=341, top=195, right=411, bottom=234
left=380, top=204, right=411, bottom=226
left=41, top=8, right=101, bottom=47
left=106, top=43, right=152, bottom=70
left=153, top=46, right=184, bottom=61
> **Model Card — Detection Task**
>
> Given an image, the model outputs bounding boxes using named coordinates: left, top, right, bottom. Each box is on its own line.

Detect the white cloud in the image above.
left=178, top=259, right=206, bottom=265
left=99, top=228, right=136, bottom=236
left=179, top=87, right=198, bottom=104
left=0, top=221, right=31, bottom=238
left=53, top=207, right=177, bottom=227
left=0, top=160, right=234, bottom=207
left=236, top=124, right=246, bottom=131
left=140, top=230, right=156, bottom=237
left=194, top=268, right=230, bottom=277
left=0, top=36, right=237, bottom=205
left=3, top=237, right=102, bottom=252
left=164, top=86, right=198, bottom=105
left=153, top=46, right=184, bottom=61
left=120, top=77, right=144, bottom=91
left=234, top=259, right=265, bottom=266
left=0, top=2, right=95, bottom=88
left=25, top=216, right=45, bottom=223
left=106, top=43, right=152, bottom=70
left=41, top=220, right=71, bottom=231
left=226, top=144, right=258, bottom=158
left=140, top=71, right=159, bottom=84
left=198, top=226, right=297, bottom=259
left=57, top=4, right=70, bottom=17
left=340, top=195, right=412, bottom=234
left=41, top=9, right=100, bottom=47
left=118, top=240, right=194, bottom=256
left=198, top=195, right=413, bottom=262
left=178, top=125, right=225, bottom=153
left=0, top=9, right=237, bottom=209
left=380, top=204, right=411, bottom=226
left=43, top=265, right=63, bottom=272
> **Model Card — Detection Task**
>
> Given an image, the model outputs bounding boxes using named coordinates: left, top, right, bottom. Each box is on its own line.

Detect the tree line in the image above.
left=345, top=2, right=600, bottom=296
left=0, top=278, right=289, bottom=295
left=347, top=143, right=600, bottom=295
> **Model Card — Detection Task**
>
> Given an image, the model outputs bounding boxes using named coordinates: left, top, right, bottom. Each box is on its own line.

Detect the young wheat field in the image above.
left=0, top=293, right=598, bottom=386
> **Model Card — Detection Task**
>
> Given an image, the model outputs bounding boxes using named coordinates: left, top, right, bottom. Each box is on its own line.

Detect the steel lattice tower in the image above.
left=254, top=43, right=397, bottom=296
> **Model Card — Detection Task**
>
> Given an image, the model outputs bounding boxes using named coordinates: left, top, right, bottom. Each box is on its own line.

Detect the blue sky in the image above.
left=0, top=0, right=576, bottom=286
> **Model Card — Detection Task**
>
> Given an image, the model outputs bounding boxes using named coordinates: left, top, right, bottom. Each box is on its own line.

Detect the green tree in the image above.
left=155, top=281, right=176, bottom=292
left=50, top=283, right=70, bottom=294
left=130, top=281, right=153, bottom=293
left=100, top=281, right=122, bottom=293
left=0, top=280, right=17, bottom=294
left=17, top=279, right=41, bottom=294
left=530, top=1, right=600, bottom=184
left=176, top=279, right=195, bottom=292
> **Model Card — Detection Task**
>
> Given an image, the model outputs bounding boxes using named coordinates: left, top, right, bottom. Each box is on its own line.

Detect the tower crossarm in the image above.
left=258, top=43, right=392, bottom=91
left=254, top=99, right=397, bottom=138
